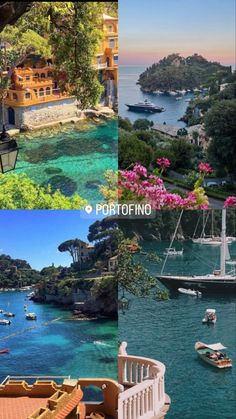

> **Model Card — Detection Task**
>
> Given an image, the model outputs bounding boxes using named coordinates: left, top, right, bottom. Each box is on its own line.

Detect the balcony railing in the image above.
left=118, top=342, right=169, bottom=419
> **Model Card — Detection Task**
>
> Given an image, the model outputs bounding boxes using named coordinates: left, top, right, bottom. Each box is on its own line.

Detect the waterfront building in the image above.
left=2, top=14, right=118, bottom=129
left=0, top=342, right=169, bottom=419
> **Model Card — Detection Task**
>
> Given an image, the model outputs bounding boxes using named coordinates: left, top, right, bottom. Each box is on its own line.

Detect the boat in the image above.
left=164, top=247, right=183, bottom=256
left=175, top=96, right=182, bottom=100
left=0, top=319, right=11, bottom=325
left=0, top=309, right=3, bottom=313
left=192, top=210, right=236, bottom=246
left=202, top=309, right=217, bottom=324
left=4, top=312, right=15, bottom=317
left=26, top=291, right=35, bottom=298
left=0, top=349, right=9, bottom=354
left=158, top=209, right=236, bottom=293
left=25, top=312, right=37, bottom=320
left=125, top=99, right=165, bottom=113
left=195, top=342, right=232, bottom=368
left=178, top=288, right=202, bottom=296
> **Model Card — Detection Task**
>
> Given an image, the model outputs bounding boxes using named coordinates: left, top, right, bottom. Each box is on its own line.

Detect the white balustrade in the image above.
left=118, top=342, right=167, bottom=419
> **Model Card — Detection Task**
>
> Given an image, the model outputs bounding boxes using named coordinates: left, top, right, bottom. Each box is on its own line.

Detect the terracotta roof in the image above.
left=0, top=396, right=48, bottom=419
left=54, top=389, right=83, bottom=419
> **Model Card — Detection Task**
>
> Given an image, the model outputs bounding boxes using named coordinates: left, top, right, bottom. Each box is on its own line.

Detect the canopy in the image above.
left=205, top=343, right=227, bottom=351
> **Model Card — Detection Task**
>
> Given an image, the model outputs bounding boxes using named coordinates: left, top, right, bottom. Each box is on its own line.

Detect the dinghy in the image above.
left=178, top=288, right=202, bottom=296
left=202, top=309, right=217, bottom=324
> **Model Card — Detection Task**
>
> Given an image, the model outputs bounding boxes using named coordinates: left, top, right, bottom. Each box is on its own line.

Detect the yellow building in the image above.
left=3, top=13, right=118, bottom=128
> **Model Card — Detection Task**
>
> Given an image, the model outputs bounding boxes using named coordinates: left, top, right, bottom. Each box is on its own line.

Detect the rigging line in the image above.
left=192, top=213, right=201, bottom=239
left=161, top=210, right=183, bottom=274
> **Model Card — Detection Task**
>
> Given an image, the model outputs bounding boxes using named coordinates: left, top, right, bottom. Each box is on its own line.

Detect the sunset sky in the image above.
left=119, top=0, right=235, bottom=66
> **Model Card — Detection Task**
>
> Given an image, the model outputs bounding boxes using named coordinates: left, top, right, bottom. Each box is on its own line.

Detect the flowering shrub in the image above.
left=224, top=196, right=236, bottom=208
left=119, top=159, right=210, bottom=209
left=198, top=162, right=213, bottom=174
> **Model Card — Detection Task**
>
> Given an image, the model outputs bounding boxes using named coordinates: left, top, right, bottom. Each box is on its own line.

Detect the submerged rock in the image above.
left=44, top=167, right=63, bottom=175
left=43, top=175, right=77, bottom=196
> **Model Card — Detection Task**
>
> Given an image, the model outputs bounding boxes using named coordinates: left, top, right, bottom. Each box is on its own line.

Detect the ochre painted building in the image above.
left=3, top=14, right=118, bottom=129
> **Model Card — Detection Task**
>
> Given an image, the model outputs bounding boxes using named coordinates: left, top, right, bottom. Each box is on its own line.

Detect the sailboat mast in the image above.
left=220, top=209, right=226, bottom=276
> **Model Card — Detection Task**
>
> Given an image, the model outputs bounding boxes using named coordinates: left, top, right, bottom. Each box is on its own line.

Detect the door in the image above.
left=8, top=107, right=15, bottom=125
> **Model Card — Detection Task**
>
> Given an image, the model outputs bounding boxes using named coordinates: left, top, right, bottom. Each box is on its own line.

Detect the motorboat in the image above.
left=25, top=312, right=37, bottom=320
left=4, top=312, right=15, bottom=317
left=125, top=99, right=165, bottom=113
left=178, top=288, right=202, bottom=296
left=0, top=349, right=9, bottom=354
left=26, top=291, right=35, bottom=298
left=195, top=342, right=232, bottom=368
left=202, top=309, right=217, bottom=324
left=0, top=319, right=11, bottom=325
left=164, top=248, right=183, bottom=256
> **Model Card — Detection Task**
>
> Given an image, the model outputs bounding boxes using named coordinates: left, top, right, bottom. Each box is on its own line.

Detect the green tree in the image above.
left=133, top=119, right=154, bottom=131
left=0, top=173, right=87, bottom=209
left=205, top=100, right=236, bottom=175
left=118, top=117, right=133, bottom=131
left=119, top=130, right=153, bottom=169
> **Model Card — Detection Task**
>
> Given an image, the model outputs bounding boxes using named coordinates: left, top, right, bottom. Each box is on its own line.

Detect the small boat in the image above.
left=164, top=248, right=183, bottom=256
left=178, top=288, right=202, bottom=296
left=125, top=99, right=165, bottom=113
left=195, top=342, right=232, bottom=368
left=0, top=319, right=11, bottom=325
left=26, top=291, right=35, bottom=298
left=0, top=309, right=3, bottom=313
left=25, top=312, right=37, bottom=320
left=175, top=96, right=182, bottom=100
left=4, top=312, right=15, bottom=317
left=202, top=309, right=217, bottom=324
left=0, top=349, right=9, bottom=354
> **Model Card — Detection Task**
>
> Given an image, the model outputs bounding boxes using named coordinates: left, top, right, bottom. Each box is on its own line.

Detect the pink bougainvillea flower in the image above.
left=133, top=163, right=147, bottom=177
left=157, top=158, right=171, bottom=169
left=198, top=162, right=213, bottom=174
left=224, top=196, right=236, bottom=208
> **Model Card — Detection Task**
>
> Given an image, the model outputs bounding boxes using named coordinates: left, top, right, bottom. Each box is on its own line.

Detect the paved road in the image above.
left=165, top=182, right=224, bottom=209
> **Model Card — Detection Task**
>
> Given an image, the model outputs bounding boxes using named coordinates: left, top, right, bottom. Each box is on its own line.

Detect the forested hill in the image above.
left=138, top=53, right=232, bottom=92
left=0, top=254, right=41, bottom=288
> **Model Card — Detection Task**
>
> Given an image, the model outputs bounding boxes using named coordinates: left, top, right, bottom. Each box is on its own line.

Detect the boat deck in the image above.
left=0, top=396, right=48, bottom=419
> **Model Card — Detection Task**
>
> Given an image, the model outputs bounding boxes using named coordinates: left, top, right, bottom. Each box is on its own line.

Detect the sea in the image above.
left=119, top=66, right=193, bottom=127
left=0, top=291, right=117, bottom=383
left=119, top=240, right=236, bottom=419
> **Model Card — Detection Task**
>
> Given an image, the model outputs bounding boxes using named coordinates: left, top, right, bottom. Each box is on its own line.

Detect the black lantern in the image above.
left=0, top=128, right=19, bottom=173
left=118, top=289, right=131, bottom=315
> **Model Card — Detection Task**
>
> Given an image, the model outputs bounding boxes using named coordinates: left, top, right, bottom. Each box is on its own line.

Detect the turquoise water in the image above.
left=0, top=291, right=117, bottom=382
left=119, top=241, right=236, bottom=419
left=119, top=66, right=193, bottom=127
left=13, top=119, right=118, bottom=204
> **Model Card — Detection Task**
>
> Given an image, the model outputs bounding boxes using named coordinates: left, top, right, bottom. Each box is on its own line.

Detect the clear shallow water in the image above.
left=0, top=292, right=117, bottom=382
left=119, top=66, right=193, bottom=127
left=119, top=241, right=236, bottom=419
left=13, top=119, right=118, bottom=204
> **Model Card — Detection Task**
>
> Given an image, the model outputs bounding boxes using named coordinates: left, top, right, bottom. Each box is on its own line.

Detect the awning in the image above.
left=205, top=343, right=227, bottom=351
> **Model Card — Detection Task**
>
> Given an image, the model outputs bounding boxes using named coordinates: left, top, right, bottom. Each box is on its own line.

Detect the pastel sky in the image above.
left=119, top=0, right=235, bottom=66
left=0, top=211, right=103, bottom=270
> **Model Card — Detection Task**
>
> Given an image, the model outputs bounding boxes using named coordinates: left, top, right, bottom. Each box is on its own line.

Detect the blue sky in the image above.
left=0, top=211, right=103, bottom=270
left=119, top=0, right=235, bottom=66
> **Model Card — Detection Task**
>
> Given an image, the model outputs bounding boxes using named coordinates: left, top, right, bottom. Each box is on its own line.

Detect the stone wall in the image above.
left=4, top=98, right=81, bottom=129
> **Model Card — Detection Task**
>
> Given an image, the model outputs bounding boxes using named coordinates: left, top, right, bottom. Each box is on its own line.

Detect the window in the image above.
left=46, top=87, right=51, bottom=96
left=25, top=92, right=31, bottom=99
left=41, top=73, right=46, bottom=79
left=108, top=38, right=115, bottom=48
left=47, top=71, right=53, bottom=78
left=114, top=54, right=118, bottom=64
left=34, top=73, right=39, bottom=78
left=13, top=93, right=18, bottom=100
left=107, top=24, right=113, bottom=32
left=33, top=89, right=38, bottom=96
left=25, top=75, right=30, bottom=81
left=39, top=88, right=44, bottom=97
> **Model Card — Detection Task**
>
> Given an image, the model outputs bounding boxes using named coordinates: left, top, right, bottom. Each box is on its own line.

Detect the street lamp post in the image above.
left=0, top=126, right=19, bottom=173
left=118, top=289, right=131, bottom=315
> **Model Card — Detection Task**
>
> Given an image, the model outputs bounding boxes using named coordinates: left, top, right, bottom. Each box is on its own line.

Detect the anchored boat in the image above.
left=4, top=312, right=15, bottom=317
left=125, top=99, right=165, bottom=113
left=178, top=288, right=202, bottom=296
left=0, top=319, right=11, bottom=325
left=158, top=209, right=236, bottom=293
left=25, top=312, right=37, bottom=320
left=195, top=342, right=232, bottom=368
left=202, top=309, right=217, bottom=324
left=164, top=247, right=183, bottom=256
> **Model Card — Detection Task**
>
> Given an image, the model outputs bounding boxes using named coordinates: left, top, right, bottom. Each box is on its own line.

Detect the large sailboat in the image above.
left=158, top=209, right=236, bottom=293
left=192, top=210, right=236, bottom=245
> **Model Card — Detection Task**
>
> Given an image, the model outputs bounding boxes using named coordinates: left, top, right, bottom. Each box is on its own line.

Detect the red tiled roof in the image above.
left=0, top=396, right=48, bottom=419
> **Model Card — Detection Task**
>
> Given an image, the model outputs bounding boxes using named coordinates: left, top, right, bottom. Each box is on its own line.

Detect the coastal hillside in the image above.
left=138, top=53, right=231, bottom=92
left=0, top=254, right=40, bottom=288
